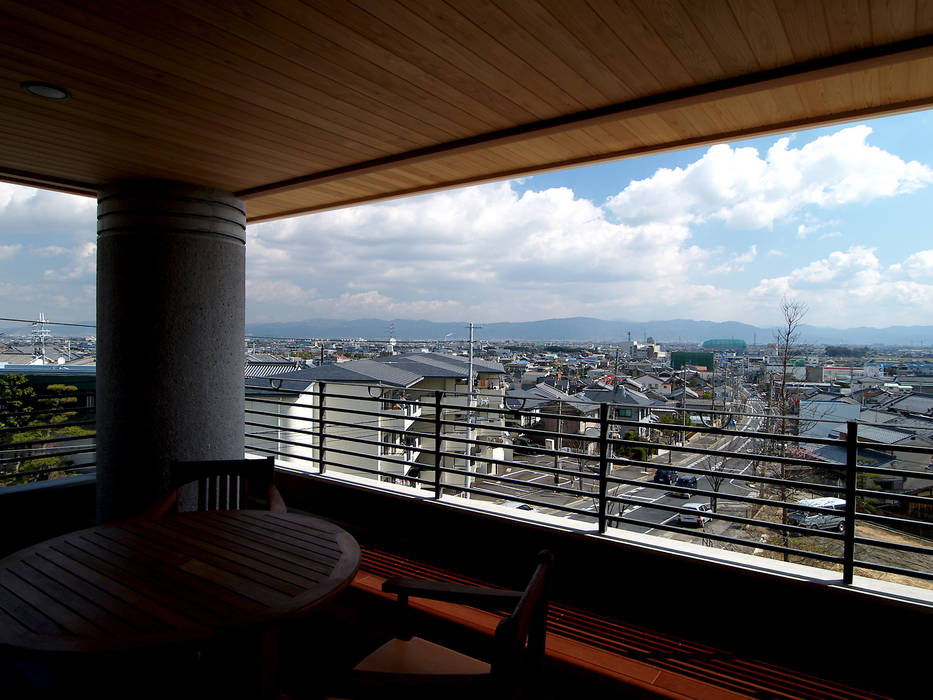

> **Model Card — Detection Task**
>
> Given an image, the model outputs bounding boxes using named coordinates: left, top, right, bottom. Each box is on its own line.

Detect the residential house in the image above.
left=246, top=353, right=506, bottom=489
left=505, top=383, right=597, bottom=453
left=630, top=373, right=671, bottom=396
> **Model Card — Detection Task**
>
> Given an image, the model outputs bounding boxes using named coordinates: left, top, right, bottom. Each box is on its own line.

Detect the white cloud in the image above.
left=35, top=245, right=69, bottom=257
left=0, top=244, right=22, bottom=260
left=751, top=246, right=933, bottom=325
left=246, top=181, right=714, bottom=322
left=707, top=245, right=757, bottom=275
left=43, top=242, right=96, bottom=281
left=606, top=125, right=932, bottom=230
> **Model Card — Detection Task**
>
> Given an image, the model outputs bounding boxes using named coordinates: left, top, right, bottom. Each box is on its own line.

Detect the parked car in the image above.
left=787, top=497, right=845, bottom=532
left=652, top=469, right=678, bottom=485
left=504, top=501, right=536, bottom=512
left=511, top=436, right=537, bottom=454
left=677, top=502, right=711, bottom=526
left=668, top=474, right=697, bottom=498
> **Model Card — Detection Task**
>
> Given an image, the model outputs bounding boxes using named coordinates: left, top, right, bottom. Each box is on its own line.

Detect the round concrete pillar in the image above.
left=96, top=181, right=246, bottom=522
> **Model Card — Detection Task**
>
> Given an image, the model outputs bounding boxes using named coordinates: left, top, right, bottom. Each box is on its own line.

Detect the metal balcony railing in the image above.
left=3, top=381, right=931, bottom=591
left=0, top=402, right=97, bottom=486
left=245, top=381, right=933, bottom=589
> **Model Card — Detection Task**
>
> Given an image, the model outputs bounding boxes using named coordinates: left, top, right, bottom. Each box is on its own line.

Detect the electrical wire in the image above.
left=0, top=317, right=95, bottom=328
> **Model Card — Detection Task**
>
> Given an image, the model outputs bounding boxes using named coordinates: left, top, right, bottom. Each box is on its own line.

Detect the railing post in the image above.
left=598, top=403, right=609, bottom=534
left=843, top=420, right=858, bottom=584
left=433, top=391, right=443, bottom=499
left=319, top=382, right=327, bottom=475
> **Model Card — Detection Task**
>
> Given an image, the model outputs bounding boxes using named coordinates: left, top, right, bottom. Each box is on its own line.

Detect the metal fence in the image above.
left=245, top=381, right=933, bottom=587
left=3, top=381, right=930, bottom=588
left=0, top=401, right=97, bottom=486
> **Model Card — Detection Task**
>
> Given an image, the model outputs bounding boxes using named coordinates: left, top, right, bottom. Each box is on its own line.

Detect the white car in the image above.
left=678, top=502, right=711, bottom=526
left=504, top=501, right=536, bottom=512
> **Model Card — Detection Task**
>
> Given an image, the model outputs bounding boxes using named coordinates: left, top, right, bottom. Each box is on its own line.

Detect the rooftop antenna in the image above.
left=32, top=312, right=50, bottom=364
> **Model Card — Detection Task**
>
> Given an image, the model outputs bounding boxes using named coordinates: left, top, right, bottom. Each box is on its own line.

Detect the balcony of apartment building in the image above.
left=4, top=2, right=933, bottom=697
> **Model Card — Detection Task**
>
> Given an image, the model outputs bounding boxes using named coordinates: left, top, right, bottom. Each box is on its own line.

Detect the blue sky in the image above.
left=2, top=110, right=933, bottom=332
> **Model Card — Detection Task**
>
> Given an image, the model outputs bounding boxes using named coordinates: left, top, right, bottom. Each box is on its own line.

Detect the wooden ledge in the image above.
left=351, top=549, right=888, bottom=700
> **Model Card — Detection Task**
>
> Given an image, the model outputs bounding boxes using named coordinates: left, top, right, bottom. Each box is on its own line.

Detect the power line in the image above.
left=0, top=317, right=95, bottom=328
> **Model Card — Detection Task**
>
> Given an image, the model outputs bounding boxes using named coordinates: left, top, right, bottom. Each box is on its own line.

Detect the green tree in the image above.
left=1, top=379, right=92, bottom=486
left=0, top=373, right=37, bottom=428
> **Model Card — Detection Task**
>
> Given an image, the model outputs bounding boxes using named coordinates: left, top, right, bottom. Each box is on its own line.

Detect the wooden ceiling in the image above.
left=3, top=0, right=933, bottom=223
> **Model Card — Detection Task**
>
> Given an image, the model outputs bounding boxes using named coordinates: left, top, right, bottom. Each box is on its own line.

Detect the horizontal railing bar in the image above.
left=852, top=534, right=933, bottom=557
left=602, top=455, right=846, bottom=496
left=0, top=446, right=97, bottom=468
left=603, top=476, right=843, bottom=515
left=0, top=431, right=98, bottom=450
left=436, top=451, right=600, bottom=484
left=248, top=429, right=426, bottom=476
left=604, top=510, right=845, bottom=565
left=638, top=436, right=837, bottom=470
left=437, top=465, right=595, bottom=500
left=855, top=488, right=933, bottom=507
left=854, top=510, right=933, bottom=532
left=0, top=418, right=96, bottom=435
left=248, top=417, right=423, bottom=457
left=854, top=463, right=933, bottom=480
left=602, top=491, right=848, bottom=539
left=439, top=485, right=597, bottom=517
left=0, top=403, right=95, bottom=421
left=851, top=558, right=933, bottom=582
left=320, top=457, right=413, bottom=483
left=0, top=462, right=96, bottom=479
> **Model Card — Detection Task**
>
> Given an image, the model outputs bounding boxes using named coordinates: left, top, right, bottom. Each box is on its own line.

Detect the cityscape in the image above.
left=3, top=313, right=932, bottom=594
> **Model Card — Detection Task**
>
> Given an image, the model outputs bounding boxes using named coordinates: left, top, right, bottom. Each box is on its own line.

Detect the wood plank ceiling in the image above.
left=2, top=0, right=932, bottom=223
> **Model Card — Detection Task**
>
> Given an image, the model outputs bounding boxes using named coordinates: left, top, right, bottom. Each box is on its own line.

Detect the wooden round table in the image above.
left=0, top=510, right=360, bottom=654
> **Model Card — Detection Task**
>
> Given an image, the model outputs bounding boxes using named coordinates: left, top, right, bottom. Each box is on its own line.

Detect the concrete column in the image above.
left=96, top=181, right=246, bottom=522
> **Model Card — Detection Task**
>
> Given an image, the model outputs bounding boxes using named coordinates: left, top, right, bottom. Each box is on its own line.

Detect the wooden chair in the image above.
left=144, top=456, right=286, bottom=518
left=345, top=550, right=554, bottom=699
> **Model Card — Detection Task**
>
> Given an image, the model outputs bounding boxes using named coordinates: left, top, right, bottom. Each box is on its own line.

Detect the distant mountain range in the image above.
left=245, top=317, right=933, bottom=346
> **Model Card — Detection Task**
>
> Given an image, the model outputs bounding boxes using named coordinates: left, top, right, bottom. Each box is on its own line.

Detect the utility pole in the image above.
left=465, top=322, right=482, bottom=491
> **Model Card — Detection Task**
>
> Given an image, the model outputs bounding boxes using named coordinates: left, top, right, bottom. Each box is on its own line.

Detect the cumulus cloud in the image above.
left=606, top=126, right=932, bottom=230
left=0, top=123, right=931, bottom=329
left=751, top=246, right=933, bottom=325
left=246, top=123, right=933, bottom=326
left=0, top=183, right=95, bottom=234
left=43, top=242, right=96, bottom=281
left=246, top=181, right=712, bottom=321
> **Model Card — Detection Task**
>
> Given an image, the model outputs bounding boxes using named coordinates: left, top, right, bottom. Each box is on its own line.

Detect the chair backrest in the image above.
left=491, top=550, right=553, bottom=679
left=169, top=456, right=280, bottom=511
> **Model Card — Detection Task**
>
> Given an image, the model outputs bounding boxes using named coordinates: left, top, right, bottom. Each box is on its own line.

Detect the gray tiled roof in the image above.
left=266, top=359, right=422, bottom=388
left=373, top=356, right=464, bottom=378
left=812, top=444, right=895, bottom=468
left=388, top=352, right=505, bottom=375
left=883, top=393, right=933, bottom=414
left=576, top=385, right=664, bottom=408
left=856, top=424, right=917, bottom=445
left=505, top=384, right=582, bottom=411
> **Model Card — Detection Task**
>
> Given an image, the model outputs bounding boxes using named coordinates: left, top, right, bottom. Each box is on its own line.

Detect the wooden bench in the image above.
left=351, top=548, right=889, bottom=700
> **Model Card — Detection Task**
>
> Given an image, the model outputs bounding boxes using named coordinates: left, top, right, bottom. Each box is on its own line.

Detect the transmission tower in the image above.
left=32, top=312, right=50, bottom=364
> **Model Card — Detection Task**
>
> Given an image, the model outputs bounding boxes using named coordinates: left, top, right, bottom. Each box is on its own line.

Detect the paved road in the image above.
left=473, top=393, right=768, bottom=544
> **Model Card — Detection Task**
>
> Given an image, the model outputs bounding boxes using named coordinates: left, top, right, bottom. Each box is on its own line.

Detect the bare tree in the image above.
left=770, top=297, right=808, bottom=558
left=776, top=296, right=808, bottom=446
left=705, top=454, right=729, bottom=513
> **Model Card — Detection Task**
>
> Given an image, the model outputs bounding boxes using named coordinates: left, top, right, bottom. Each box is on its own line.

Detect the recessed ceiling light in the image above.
left=21, top=81, right=71, bottom=100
